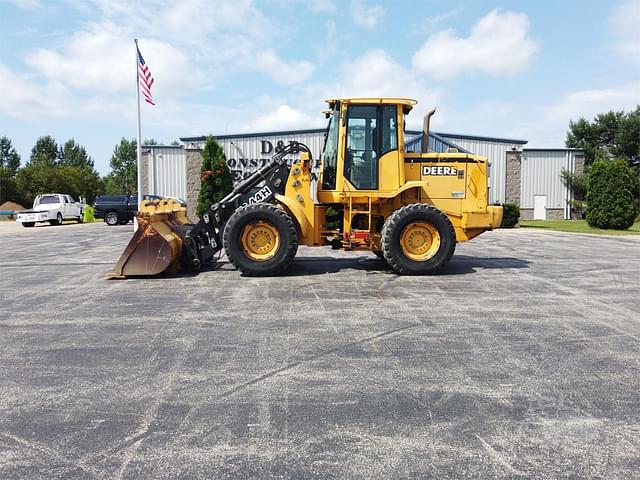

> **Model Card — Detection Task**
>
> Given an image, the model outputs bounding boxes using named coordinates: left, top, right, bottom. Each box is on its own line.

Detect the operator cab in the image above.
left=319, top=98, right=416, bottom=193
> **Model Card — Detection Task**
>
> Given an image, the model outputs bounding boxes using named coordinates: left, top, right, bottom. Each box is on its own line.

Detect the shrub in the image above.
left=586, top=158, right=638, bottom=229
left=500, top=203, right=520, bottom=228
left=196, top=136, right=233, bottom=218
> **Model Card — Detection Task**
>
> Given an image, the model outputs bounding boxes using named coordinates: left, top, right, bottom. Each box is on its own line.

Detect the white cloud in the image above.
left=159, top=0, right=271, bottom=45
left=543, top=82, right=640, bottom=126
left=412, top=9, right=539, bottom=79
left=0, top=64, right=71, bottom=119
left=444, top=83, right=640, bottom=147
left=336, top=50, right=438, bottom=124
left=420, top=7, right=462, bottom=32
left=350, top=0, right=385, bottom=29
left=308, top=0, right=336, bottom=14
left=255, top=50, right=315, bottom=85
left=24, top=23, right=201, bottom=95
left=314, top=20, right=338, bottom=64
left=609, top=0, right=640, bottom=63
left=242, top=105, right=323, bottom=131
left=2, top=0, right=40, bottom=9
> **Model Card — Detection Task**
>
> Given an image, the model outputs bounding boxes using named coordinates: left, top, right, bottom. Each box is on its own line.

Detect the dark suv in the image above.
left=94, top=194, right=163, bottom=226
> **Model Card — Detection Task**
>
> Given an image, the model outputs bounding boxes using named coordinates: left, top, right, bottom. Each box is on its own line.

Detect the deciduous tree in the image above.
left=106, top=138, right=137, bottom=194
left=566, top=106, right=640, bottom=165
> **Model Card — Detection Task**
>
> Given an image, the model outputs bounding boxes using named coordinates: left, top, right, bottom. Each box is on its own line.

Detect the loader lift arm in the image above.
left=180, top=142, right=313, bottom=272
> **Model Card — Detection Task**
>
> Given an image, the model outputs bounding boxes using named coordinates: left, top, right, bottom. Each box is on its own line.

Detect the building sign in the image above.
left=225, top=139, right=304, bottom=182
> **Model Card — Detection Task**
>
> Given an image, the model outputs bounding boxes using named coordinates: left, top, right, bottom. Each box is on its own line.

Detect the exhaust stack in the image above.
left=421, top=108, right=436, bottom=153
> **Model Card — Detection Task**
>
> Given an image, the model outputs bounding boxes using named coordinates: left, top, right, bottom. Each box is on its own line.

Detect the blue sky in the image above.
left=1, top=0, right=638, bottom=175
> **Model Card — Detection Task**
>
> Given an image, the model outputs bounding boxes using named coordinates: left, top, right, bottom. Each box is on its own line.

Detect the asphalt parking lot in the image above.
left=0, top=221, right=639, bottom=479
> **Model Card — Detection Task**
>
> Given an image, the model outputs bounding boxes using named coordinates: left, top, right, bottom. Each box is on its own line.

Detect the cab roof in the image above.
left=325, top=97, right=418, bottom=112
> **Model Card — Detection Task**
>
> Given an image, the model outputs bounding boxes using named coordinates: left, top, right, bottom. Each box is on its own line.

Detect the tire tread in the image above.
left=381, top=203, right=455, bottom=275
left=223, top=203, right=298, bottom=276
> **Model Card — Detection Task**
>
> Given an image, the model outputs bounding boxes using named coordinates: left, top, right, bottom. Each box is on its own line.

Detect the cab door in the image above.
left=343, top=104, right=400, bottom=192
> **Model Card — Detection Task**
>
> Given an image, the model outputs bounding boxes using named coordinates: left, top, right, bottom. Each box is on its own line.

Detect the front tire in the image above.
left=223, top=203, right=298, bottom=276
left=105, top=212, right=119, bottom=226
left=381, top=204, right=456, bottom=275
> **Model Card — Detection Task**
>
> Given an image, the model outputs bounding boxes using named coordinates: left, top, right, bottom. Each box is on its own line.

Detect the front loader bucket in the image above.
left=108, top=199, right=191, bottom=279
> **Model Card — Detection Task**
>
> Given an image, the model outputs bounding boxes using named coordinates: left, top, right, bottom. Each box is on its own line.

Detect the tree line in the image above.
left=0, top=136, right=174, bottom=207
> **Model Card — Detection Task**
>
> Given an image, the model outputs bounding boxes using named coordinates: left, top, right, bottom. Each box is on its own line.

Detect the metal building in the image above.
left=141, top=128, right=583, bottom=221
left=520, top=148, right=585, bottom=220
left=142, top=146, right=187, bottom=200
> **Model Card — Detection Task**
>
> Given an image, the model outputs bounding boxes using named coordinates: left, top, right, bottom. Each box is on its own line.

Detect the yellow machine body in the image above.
left=276, top=98, right=502, bottom=252
left=110, top=97, right=502, bottom=277
left=108, top=199, right=191, bottom=278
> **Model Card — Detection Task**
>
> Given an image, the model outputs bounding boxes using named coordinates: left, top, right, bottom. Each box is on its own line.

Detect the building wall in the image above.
left=185, top=131, right=325, bottom=184
left=520, top=149, right=583, bottom=219
left=520, top=208, right=565, bottom=220
left=152, top=129, right=582, bottom=221
left=185, top=149, right=202, bottom=220
left=143, top=146, right=187, bottom=199
left=505, top=150, right=521, bottom=205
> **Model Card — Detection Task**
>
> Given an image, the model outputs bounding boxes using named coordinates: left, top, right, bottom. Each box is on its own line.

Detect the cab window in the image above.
left=345, top=104, right=398, bottom=189
left=321, top=107, right=339, bottom=190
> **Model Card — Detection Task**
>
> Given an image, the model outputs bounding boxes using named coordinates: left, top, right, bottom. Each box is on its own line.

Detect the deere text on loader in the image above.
left=109, top=98, right=502, bottom=278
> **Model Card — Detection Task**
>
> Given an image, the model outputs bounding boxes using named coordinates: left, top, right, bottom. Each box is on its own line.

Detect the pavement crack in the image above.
left=1, top=432, right=100, bottom=478
left=216, top=322, right=421, bottom=399
left=475, top=433, right=525, bottom=476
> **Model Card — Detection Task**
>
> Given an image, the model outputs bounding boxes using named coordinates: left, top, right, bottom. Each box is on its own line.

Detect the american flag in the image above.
left=136, top=42, right=155, bottom=106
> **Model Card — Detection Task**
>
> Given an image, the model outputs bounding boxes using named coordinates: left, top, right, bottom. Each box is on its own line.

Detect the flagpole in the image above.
left=134, top=38, right=142, bottom=231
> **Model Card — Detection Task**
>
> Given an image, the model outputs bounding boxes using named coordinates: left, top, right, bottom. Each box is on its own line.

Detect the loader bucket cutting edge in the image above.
left=107, top=201, right=189, bottom=279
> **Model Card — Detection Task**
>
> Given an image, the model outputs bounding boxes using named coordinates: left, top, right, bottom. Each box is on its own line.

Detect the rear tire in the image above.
left=49, top=212, right=63, bottom=226
left=77, top=214, right=83, bottom=223
left=105, top=211, right=119, bottom=226
left=22, top=222, right=35, bottom=228
left=381, top=204, right=456, bottom=275
left=223, top=203, right=298, bottom=276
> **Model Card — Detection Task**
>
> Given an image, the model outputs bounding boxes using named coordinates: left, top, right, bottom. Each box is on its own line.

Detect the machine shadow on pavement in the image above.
left=109, top=254, right=530, bottom=279
left=278, top=254, right=531, bottom=277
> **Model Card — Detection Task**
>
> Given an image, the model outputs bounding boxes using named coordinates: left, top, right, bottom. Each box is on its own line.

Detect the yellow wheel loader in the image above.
left=109, top=98, right=502, bottom=278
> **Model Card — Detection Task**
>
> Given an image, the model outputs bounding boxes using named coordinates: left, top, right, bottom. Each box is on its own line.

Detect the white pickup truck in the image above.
left=16, top=193, right=84, bottom=228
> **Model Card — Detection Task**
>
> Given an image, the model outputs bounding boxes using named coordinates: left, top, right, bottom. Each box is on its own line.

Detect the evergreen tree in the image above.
left=59, top=138, right=94, bottom=168
left=0, top=136, right=21, bottom=175
left=196, top=136, right=233, bottom=217
left=29, top=136, right=58, bottom=168
left=0, top=136, right=21, bottom=204
left=586, top=157, right=639, bottom=229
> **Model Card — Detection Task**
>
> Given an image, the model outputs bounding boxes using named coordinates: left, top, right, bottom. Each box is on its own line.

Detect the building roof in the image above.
left=523, top=147, right=584, bottom=152
left=180, top=128, right=327, bottom=142
left=404, top=132, right=471, bottom=154
left=436, top=132, right=528, bottom=145
left=180, top=129, right=525, bottom=147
